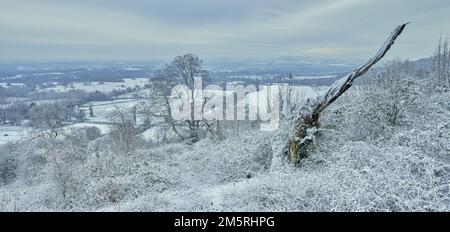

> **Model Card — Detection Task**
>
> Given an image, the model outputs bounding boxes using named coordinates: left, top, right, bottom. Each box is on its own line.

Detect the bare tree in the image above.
left=280, top=73, right=295, bottom=120
left=142, top=54, right=216, bottom=143
left=89, top=104, right=94, bottom=117
left=0, top=111, right=5, bottom=124
left=169, top=54, right=209, bottom=142
left=132, top=106, right=137, bottom=125
left=2, top=102, right=29, bottom=126
left=27, top=103, right=72, bottom=139
left=432, top=35, right=450, bottom=89
left=109, top=106, right=141, bottom=155
left=284, top=23, right=408, bottom=165
left=141, top=70, right=187, bottom=141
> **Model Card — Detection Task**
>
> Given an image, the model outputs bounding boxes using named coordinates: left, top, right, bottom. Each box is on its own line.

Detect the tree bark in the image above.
left=285, top=23, right=409, bottom=165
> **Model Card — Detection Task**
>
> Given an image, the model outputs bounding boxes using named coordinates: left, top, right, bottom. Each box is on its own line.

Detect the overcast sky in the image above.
left=1, top=0, right=449, bottom=62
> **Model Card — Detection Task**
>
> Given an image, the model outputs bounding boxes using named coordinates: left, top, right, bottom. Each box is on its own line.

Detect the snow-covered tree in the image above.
left=109, top=106, right=141, bottom=155
left=373, top=60, right=418, bottom=126
left=89, top=104, right=94, bottom=117
left=27, top=103, right=72, bottom=139
left=432, top=36, right=450, bottom=89
left=142, top=54, right=223, bottom=143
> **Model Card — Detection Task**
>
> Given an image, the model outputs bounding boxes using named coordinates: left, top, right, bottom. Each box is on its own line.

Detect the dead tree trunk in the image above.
left=285, top=23, right=409, bottom=165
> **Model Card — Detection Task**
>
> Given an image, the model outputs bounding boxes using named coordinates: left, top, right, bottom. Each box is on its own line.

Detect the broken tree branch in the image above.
left=285, top=23, right=409, bottom=165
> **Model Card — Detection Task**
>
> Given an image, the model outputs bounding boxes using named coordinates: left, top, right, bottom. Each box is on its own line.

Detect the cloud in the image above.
left=0, top=0, right=449, bottom=61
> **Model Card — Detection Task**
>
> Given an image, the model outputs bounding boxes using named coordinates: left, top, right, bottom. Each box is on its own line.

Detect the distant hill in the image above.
left=414, top=57, right=433, bottom=70
left=205, top=56, right=361, bottom=75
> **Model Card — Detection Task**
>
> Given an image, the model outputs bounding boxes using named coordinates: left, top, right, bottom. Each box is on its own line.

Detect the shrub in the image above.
left=0, top=156, right=18, bottom=186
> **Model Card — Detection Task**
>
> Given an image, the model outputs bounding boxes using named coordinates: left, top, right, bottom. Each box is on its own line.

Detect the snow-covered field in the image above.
left=0, top=98, right=147, bottom=145
left=0, top=74, right=24, bottom=80
left=290, top=75, right=337, bottom=80
left=80, top=99, right=147, bottom=123
left=0, top=126, right=31, bottom=146
left=0, top=83, right=26, bottom=88
left=64, top=123, right=111, bottom=134
left=31, top=72, right=64, bottom=76
left=40, top=78, right=148, bottom=93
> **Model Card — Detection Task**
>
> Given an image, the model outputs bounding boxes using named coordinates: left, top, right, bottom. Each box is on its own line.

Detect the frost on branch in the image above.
left=285, top=23, right=409, bottom=165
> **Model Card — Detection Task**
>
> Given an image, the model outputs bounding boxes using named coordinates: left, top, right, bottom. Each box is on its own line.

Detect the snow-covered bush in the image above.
left=109, top=107, right=143, bottom=156
left=0, top=154, right=18, bottom=186
left=322, top=62, right=420, bottom=142
left=85, top=126, right=102, bottom=141
left=0, top=143, right=21, bottom=186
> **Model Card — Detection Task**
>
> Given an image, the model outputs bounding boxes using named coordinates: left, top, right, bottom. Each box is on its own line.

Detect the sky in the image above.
left=1, top=0, right=450, bottom=62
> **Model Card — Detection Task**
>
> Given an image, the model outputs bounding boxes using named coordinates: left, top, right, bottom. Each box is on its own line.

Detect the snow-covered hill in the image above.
left=1, top=75, right=449, bottom=211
